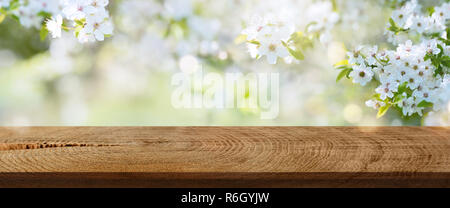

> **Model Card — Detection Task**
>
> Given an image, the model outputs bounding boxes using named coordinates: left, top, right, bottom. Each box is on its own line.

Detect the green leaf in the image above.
left=247, top=40, right=260, bottom=45
left=336, top=67, right=352, bottom=82
left=281, top=41, right=304, bottom=60
left=37, top=11, right=51, bottom=18
left=388, top=18, right=397, bottom=32
left=331, top=0, right=338, bottom=11
left=371, top=93, right=381, bottom=100
left=397, top=82, right=407, bottom=94
left=427, top=7, right=435, bottom=16
left=10, top=14, right=19, bottom=22
left=234, top=34, right=247, bottom=44
left=9, top=0, right=20, bottom=10
left=439, top=37, right=450, bottom=45
left=437, top=44, right=444, bottom=57
left=442, top=56, right=450, bottom=68
left=334, top=59, right=349, bottom=67
left=74, top=25, right=83, bottom=37
left=393, top=93, right=403, bottom=103
left=417, top=100, right=433, bottom=108
left=74, top=19, right=85, bottom=26
left=387, top=18, right=408, bottom=34
left=447, top=28, right=450, bottom=40
left=377, top=104, right=391, bottom=119
left=336, top=65, right=349, bottom=70
left=289, top=31, right=315, bottom=50
left=40, top=26, right=48, bottom=41
left=389, top=18, right=396, bottom=27
left=287, top=47, right=304, bottom=60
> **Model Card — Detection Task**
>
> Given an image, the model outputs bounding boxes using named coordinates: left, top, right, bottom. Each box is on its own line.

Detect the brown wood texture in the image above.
left=0, top=126, right=449, bottom=188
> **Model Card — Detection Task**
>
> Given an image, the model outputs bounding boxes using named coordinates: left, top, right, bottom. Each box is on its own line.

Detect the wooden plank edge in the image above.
left=0, top=172, right=449, bottom=188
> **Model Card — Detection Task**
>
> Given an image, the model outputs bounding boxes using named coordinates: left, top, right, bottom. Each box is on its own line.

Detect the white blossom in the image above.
left=341, top=0, right=449, bottom=118
left=82, top=13, right=113, bottom=41
left=0, top=0, right=114, bottom=43
left=62, top=0, right=90, bottom=20
left=257, top=36, right=289, bottom=64
left=366, top=99, right=386, bottom=110
left=339, top=1, right=449, bottom=117
left=46, top=15, right=63, bottom=38
left=240, top=0, right=340, bottom=64
left=349, top=64, right=374, bottom=86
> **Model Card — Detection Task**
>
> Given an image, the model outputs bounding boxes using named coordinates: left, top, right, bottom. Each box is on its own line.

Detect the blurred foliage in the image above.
left=0, top=18, right=48, bottom=58
left=0, top=0, right=447, bottom=126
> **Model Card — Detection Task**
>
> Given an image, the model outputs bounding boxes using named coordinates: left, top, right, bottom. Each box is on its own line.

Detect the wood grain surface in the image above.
left=0, top=127, right=449, bottom=188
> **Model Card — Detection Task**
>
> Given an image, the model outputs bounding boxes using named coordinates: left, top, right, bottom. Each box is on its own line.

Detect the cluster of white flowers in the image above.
left=242, top=14, right=294, bottom=64
left=0, top=0, right=113, bottom=43
left=385, top=0, right=449, bottom=44
left=240, top=0, right=339, bottom=65
left=49, top=0, right=113, bottom=43
left=338, top=0, right=450, bottom=118
left=0, top=0, right=60, bottom=28
left=305, top=1, right=339, bottom=44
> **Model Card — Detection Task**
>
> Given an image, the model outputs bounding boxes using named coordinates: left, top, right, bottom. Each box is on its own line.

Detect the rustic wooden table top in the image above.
left=0, top=126, right=449, bottom=188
